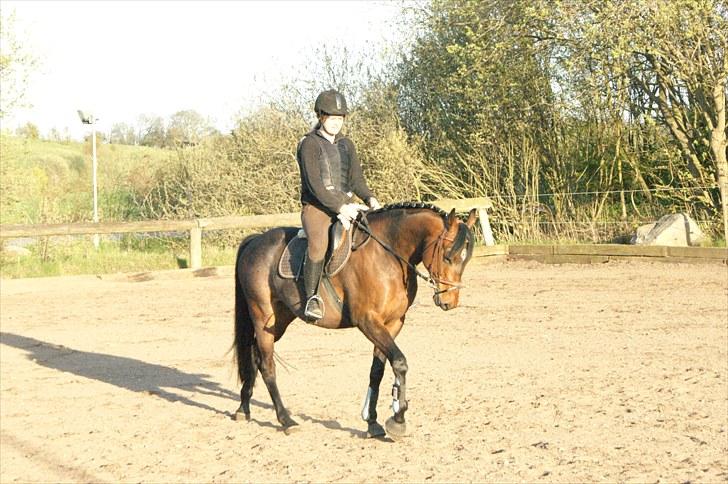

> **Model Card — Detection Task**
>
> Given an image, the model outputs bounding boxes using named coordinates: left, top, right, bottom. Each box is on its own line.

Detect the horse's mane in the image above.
left=368, top=201, right=473, bottom=260
left=370, top=201, right=448, bottom=220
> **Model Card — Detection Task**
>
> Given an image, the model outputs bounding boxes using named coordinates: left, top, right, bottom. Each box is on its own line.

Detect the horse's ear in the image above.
left=466, top=208, right=477, bottom=228
left=447, top=208, right=458, bottom=229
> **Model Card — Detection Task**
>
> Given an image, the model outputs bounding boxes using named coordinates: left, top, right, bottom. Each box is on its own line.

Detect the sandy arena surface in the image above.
left=1, top=258, right=727, bottom=483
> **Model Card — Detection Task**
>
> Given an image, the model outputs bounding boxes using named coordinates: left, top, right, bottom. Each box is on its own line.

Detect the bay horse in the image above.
left=233, top=202, right=477, bottom=437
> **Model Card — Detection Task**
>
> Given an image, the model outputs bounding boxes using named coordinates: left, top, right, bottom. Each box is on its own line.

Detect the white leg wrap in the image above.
left=361, top=387, right=373, bottom=421
left=391, top=377, right=401, bottom=414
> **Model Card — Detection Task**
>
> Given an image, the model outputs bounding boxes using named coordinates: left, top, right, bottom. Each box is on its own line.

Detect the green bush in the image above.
left=138, top=89, right=427, bottom=222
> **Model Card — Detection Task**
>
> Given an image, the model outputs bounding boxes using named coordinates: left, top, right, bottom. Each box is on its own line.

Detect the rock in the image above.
left=2, top=245, right=31, bottom=257
left=632, top=223, right=656, bottom=245
left=631, top=213, right=705, bottom=246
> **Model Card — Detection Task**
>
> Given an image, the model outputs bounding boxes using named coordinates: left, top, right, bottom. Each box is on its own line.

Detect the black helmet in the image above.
left=314, top=89, right=348, bottom=116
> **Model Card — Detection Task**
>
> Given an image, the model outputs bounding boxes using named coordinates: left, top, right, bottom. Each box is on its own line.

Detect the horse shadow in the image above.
left=0, top=331, right=238, bottom=416
left=249, top=398, right=370, bottom=438
left=1, top=332, right=367, bottom=437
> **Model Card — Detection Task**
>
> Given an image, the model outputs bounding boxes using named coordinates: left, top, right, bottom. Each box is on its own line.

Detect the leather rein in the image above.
left=354, top=214, right=465, bottom=297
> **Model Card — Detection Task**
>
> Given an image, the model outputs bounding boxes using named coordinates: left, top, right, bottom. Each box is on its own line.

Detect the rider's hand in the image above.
left=368, top=197, right=381, bottom=210
left=337, top=213, right=352, bottom=230
left=339, top=203, right=368, bottom=222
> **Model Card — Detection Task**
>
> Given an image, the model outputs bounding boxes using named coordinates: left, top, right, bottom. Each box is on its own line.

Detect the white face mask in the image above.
left=321, top=115, right=344, bottom=136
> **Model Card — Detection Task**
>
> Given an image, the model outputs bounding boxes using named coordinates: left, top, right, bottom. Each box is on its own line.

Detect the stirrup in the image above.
left=304, top=295, right=324, bottom=322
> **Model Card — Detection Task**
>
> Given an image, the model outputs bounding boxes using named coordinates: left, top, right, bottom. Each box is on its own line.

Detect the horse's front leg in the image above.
left=360, top=317, right=405, bottom=438
left=358, top=318, right=409, bottom=438
left=361, top=354, right=386, bottom=437
left=385, top=345, right=409, bottom=438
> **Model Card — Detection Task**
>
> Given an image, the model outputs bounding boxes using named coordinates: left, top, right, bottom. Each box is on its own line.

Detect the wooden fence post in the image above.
left=478, top=208, right=495, bottom=246
left=190, top=226, right=202, bottom=270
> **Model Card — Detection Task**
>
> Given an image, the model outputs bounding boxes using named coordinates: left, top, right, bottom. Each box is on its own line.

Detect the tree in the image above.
left=394, top=0, right=727, bottom=240
left=530, top=0, right=728, bottom=236
left=630, top=1, right=727, bottom=216
left=48, top=127, right=62, bottom=142
left=0, top=10, right=38, bottom=118
left=533, top=0, right=727, bottom=212
left=137, top=114, right=166, bottom=148
left=109, top=122, right=137, bottom=145
left=396, top=0, right=560, bottom=221
left=165, top=110, right=216, bottom=147
left=16, top=121, right=39, bottom=139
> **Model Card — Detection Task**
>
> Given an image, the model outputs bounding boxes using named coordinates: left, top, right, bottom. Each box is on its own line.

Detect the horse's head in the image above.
left=424, top=208, right=478, bottom=311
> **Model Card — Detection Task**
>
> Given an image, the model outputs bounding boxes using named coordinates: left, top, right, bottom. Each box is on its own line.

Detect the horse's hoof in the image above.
left=367, top=421, right=386, bottom=438
left=281, top=416, right=300, bottom=435
left=385, top=416, right=407, bottom=439
left=233, top=411, right=250, bottom=422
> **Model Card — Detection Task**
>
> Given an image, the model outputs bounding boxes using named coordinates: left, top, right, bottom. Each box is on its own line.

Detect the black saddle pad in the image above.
left=278, top=225, right=352, bottom=279
left=278, top=236, right=307, bottom=280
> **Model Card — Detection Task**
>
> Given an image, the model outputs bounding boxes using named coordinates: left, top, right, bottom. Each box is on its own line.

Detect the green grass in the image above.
left=0, top=134, right=172, bottom=225
left=0, top=238, right=239, bottom=279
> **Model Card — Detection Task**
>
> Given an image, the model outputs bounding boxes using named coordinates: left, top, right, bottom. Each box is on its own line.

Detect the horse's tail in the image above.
left=233, top=234, right=262, bottom=386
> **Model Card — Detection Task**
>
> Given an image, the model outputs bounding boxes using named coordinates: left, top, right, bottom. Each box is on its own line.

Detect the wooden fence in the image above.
left=0, top=198, right=494, bottom=270
left=473, top=244, right=728, bottom=265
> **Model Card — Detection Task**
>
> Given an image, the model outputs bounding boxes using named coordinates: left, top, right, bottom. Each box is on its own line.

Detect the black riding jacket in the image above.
left=296, top=128, right=374, bottom=215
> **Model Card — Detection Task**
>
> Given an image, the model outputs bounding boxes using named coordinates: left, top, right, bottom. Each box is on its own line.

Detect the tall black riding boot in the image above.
left=303, top=256, right=324, bottom=322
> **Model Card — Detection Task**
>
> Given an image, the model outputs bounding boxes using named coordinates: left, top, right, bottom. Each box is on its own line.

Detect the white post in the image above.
left=190, top=227, right=202, bottom=270
left=92, top=124, right=99, bottom=249
left=478, top=208, right=495, bottom=246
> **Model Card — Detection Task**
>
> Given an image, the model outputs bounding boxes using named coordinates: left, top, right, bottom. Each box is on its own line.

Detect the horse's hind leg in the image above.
left=251, top=305, right=298, bottom=432
left=236, top=348, right=260, bottom=421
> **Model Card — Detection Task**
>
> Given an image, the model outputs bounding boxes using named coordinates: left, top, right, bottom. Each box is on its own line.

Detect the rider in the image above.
left=296, top=89, right=381, bottom=322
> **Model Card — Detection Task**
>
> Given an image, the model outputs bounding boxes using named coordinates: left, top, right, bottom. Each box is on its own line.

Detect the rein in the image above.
left=354, top=214, right=464, bottom=297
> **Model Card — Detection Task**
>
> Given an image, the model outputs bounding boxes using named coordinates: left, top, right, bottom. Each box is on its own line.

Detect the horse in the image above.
left=232, top=202, right=478, bottom=438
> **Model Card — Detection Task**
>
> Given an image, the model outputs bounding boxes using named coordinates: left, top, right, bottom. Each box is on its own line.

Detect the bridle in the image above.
left=354, top=214, right=466, bottom=300
left=422, top=229, right=466, bottom=296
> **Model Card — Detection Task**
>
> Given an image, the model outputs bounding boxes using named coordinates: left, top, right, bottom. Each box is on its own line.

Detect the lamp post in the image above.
left=78, top=110, right=99, bottom=249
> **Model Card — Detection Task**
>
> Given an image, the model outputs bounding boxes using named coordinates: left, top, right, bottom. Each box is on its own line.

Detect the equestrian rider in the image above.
left=296, top=89, right=381, bottom=322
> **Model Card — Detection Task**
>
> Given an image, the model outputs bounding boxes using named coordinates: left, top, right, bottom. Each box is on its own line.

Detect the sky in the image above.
left=1, top=0, right=408, bottom=140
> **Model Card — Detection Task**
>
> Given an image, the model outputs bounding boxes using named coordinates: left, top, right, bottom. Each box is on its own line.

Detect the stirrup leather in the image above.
left=304, top=295, right=325, bottom=320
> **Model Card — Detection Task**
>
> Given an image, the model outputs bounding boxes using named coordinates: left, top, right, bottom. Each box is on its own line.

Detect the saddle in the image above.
left=278, top=220, right=364, bottom=280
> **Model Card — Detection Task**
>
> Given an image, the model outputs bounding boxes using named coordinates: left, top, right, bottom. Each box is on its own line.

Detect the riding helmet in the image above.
left=314, top=89, right=348, bottom=116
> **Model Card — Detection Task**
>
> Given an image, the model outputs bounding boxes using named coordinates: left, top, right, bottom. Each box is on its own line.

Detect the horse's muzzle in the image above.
left=433, top=294, right=455, bottom=311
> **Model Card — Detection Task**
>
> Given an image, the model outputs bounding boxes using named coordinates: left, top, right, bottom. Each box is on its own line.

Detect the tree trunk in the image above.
left=709, top=77, right=728, bottom=241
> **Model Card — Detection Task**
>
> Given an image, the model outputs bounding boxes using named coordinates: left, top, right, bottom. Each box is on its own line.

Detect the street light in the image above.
left=78, top=110, right=99, bottom=249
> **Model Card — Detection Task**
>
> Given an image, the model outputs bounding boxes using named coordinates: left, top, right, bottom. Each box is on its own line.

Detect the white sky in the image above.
left=1, top=0, right=407, bottom=140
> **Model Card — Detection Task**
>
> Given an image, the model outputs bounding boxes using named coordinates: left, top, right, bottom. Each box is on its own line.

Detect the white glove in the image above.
left=368, top=197, right=381, bottom=210
left=337, top=213, right=352, bottom=230
left=339, top=203, right=368, bottom=222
